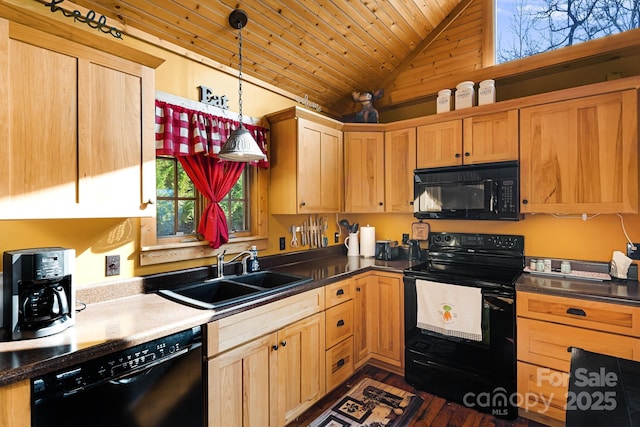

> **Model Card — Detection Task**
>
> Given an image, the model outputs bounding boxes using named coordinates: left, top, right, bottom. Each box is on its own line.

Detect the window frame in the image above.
left=140, top=163, right=268, bottom=266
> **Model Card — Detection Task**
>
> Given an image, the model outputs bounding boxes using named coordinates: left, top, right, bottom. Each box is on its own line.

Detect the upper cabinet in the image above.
left=267, top=107, right=343, bottom=214
left=384, top=128, right=416, bottom=213
left=416, top=110, right=518, bottom=168
left=344, top=131, right=385, bottom=213
left=344, top=127, right=416, bottom=214
left=520, top=90, right=638, bottom=214
left=0, top=21, right=159, bottom=219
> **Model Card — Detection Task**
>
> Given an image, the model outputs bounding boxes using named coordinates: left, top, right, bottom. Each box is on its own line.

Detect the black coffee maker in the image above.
left=2, top=248, right=75, bottom=340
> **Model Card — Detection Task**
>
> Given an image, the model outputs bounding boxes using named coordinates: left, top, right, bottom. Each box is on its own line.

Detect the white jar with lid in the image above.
left=478, top=79, right=496, bottom=105
left=455, top=81, right=475, bottom=110
left=436, top=89, right=453, bottom=114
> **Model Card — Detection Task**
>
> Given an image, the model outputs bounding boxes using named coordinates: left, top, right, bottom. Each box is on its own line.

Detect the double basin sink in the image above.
left=157, top=271, right=313, bottom=310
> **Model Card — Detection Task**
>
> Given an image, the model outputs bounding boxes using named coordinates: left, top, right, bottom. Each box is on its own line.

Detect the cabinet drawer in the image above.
left=326, top=337, right=354, bottom=392
left=517, top=361, right=567, bottom=425
left=517, top=292, right=640, bottom=336
left=517, top=317, right=639, bottom=372
left=325, top=300, right=354, bottom=349
left=325, top=279, right=354, bottom=308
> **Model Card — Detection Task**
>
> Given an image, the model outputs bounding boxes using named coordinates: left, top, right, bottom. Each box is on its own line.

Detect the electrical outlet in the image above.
left=627, top=243, right=640, bottom=260
left=106, top=255, right=120, bottom=276
left=334, top=232, right=339, bottom=243
left=279, top=237, right=286, bottom=250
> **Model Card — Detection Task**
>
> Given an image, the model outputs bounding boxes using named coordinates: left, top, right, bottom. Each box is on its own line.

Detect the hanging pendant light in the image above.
left=219, top=9, right=266, bottom=162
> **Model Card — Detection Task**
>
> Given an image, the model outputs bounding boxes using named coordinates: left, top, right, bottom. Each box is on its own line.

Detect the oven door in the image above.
left=403, top=274, right=517, bottom=419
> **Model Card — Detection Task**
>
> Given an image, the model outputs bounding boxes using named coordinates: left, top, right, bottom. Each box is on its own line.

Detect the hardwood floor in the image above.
left=287, top=365, right=550, bottom=427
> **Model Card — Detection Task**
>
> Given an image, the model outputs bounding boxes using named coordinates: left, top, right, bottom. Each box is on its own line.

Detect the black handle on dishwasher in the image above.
left=566, top=307, right=586, bottom=316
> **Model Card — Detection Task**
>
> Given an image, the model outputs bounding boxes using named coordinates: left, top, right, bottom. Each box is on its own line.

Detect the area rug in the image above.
left=308, top=378, right=423, bottom=426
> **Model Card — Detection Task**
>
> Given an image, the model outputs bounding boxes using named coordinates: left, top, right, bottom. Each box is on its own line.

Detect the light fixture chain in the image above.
left=237, top=25, right=243, bottom=125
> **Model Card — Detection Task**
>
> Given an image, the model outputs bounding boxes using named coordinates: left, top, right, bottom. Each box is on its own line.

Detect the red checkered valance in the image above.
left=154, top=99, right=269, bottom=168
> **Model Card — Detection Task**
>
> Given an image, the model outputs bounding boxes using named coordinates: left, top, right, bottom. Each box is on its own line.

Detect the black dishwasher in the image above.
left=31, top=326, right=204, bottom=427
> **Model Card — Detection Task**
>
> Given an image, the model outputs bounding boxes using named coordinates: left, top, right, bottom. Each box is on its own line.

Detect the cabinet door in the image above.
left=385, top=128, right=416, bottom=213
left=277, top=312, right=325, bottom=425
left=0, top=380, right=30, bottom=427
left=344, top=131, right=385, bottom=212
left=353, top=275, right=371, bottom=366
left=416, top=120, right=463, bottom=168
left=208, top=332, right=278, bottom=427
left=298, top=118, right=342, bottom=213
left=369, top=273, right=403, bottom=366
left=520, top=91, right=638, bottom=214
left=78, top=58, right=156, bottom=217
left=462, top=110, right=518, bottom=164
left=0, top=34, right=78, bottom=218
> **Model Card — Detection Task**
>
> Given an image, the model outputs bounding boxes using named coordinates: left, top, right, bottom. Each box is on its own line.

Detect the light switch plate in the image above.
left=106, top=255, right=120, bottom=276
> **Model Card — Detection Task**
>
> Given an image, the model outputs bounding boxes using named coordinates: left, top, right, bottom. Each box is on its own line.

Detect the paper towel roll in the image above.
left=360, top=225, right=376, bottom=257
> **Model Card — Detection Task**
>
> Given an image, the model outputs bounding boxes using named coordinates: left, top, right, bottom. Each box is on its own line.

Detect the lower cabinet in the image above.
left=353, top=272, right=404, bottom=370
left=0, top=380, right=30, bottom=427
left=206, top=288, right=325, bottom=427
left=516, top=291, right=640, bottom=427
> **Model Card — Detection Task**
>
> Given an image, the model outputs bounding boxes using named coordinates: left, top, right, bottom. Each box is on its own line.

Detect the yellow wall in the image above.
left=1, top=20, right=639, bottom=288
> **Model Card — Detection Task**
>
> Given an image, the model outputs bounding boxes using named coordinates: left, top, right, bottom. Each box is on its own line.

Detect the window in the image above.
left=155, top=157, right=250, bottom=241
left=496, top=0, right=640, bottom=64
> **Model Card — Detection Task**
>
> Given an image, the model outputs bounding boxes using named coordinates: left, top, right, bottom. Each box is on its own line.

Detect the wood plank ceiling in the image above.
left=67, top=0, right=464, bottom=116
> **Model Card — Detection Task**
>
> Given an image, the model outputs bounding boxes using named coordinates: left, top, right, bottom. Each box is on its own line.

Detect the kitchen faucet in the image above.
left=216, top=249, right=254, bottom=278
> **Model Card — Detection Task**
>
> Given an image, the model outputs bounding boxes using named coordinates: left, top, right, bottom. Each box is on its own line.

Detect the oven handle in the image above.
left=483, top=294, right=514, bottom=311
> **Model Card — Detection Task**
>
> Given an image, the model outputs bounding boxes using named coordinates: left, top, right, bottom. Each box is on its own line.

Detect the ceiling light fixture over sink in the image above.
left=218, top=9, right=266, bottom=162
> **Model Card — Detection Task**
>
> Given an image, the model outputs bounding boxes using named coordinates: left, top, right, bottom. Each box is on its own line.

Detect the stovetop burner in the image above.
left=404, top=232, right=525, bottom=290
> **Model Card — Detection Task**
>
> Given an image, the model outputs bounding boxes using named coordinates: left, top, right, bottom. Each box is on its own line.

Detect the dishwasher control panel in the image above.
left=32, top=326, right=201, bottom=400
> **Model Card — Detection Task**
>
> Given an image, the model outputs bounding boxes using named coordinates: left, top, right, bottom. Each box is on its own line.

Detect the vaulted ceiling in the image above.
left=68, top=0, right=466, bottom=116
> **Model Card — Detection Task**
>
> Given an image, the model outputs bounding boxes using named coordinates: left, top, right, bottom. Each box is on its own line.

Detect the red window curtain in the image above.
left=154, top=99, right=268, bottom=248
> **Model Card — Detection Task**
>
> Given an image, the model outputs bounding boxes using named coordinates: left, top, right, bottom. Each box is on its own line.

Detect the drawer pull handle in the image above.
left=337, top=319, right=345, bottom=327
left=337, top=358, right=345, bottom=368
left=336, top=289, right=344, bottom=296
left=566, top=308, right=586, bottom=316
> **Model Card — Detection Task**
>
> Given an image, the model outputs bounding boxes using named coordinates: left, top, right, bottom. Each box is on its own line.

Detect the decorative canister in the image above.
left=478, top=79, right=496, bottom=105
left=455, top=81, right=475, bottom=110
left=436, top=89, right=453, bottom=114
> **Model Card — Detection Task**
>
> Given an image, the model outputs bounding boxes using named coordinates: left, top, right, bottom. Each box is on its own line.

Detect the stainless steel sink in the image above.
left=157, top=271, right=312, bottom=310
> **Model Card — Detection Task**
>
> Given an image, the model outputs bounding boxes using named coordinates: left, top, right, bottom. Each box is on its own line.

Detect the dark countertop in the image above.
left=0, top=247, right=416, bottom=387
left=516, top=271, right=640, bottom=305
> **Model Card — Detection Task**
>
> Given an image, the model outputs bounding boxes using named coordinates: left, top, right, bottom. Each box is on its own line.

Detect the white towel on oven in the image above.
left=416, top=279, right=483, bottom=341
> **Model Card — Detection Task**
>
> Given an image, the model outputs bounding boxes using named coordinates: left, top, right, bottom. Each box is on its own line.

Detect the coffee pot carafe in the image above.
left=2, top=248, right=75, bottom=340
left=407, top=240, right=422, bottom=261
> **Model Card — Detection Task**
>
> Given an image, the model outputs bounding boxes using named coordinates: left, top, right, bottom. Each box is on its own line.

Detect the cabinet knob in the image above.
left=464, top=152, right=470, bottom=157
left=272, top=344, right=279, bottom=351
left=337, top=358, right=345, bottom=368
left=280, top=340, right=287, bottom=347
left=409, top=201, right=414, bottom=205
left=455, top=153, right=461, bottom=158
left=522, top=199, right=529, bottom=205
left=356, top=287, right=361, bottom=291
left=379, top=202, right=383, bottom=206
left=300, top=202, right=306, bottom=207
left=337, top=319, right=345, bottom=327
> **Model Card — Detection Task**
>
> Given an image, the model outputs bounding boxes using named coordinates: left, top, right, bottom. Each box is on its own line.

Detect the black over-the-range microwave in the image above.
left=413, top=160, right=521, bottom=221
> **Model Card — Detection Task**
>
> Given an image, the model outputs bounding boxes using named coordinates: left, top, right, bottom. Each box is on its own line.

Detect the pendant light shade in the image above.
left=219, top=9, right=266, bottom=162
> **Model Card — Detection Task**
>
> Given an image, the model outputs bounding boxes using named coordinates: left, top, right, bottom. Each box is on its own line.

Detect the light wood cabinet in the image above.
left=206, top=288, right=325, bottom=427
left=267, top=107, right=343, bottom=214
left=353, top=272, right=404, bottom=369
left=344, top=131, right=385, bottom=212
left=520, top=90, right=639, bottom=214
left=324, top=278, right=355, bottom=392
left=416, top=110, right=518, bottom=168
left=0, top=380, right=30, bottom=427
left=344, top=127, right=416, bottom=213
left=516, top=291, right=640, bottom=426
left=277, top=312, right=326, bottom=425
left=208, top=333, right=278, bottom=427
left=385, top=127, right=417, bottom=213
left=0, top=21, right=157, bottom=219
